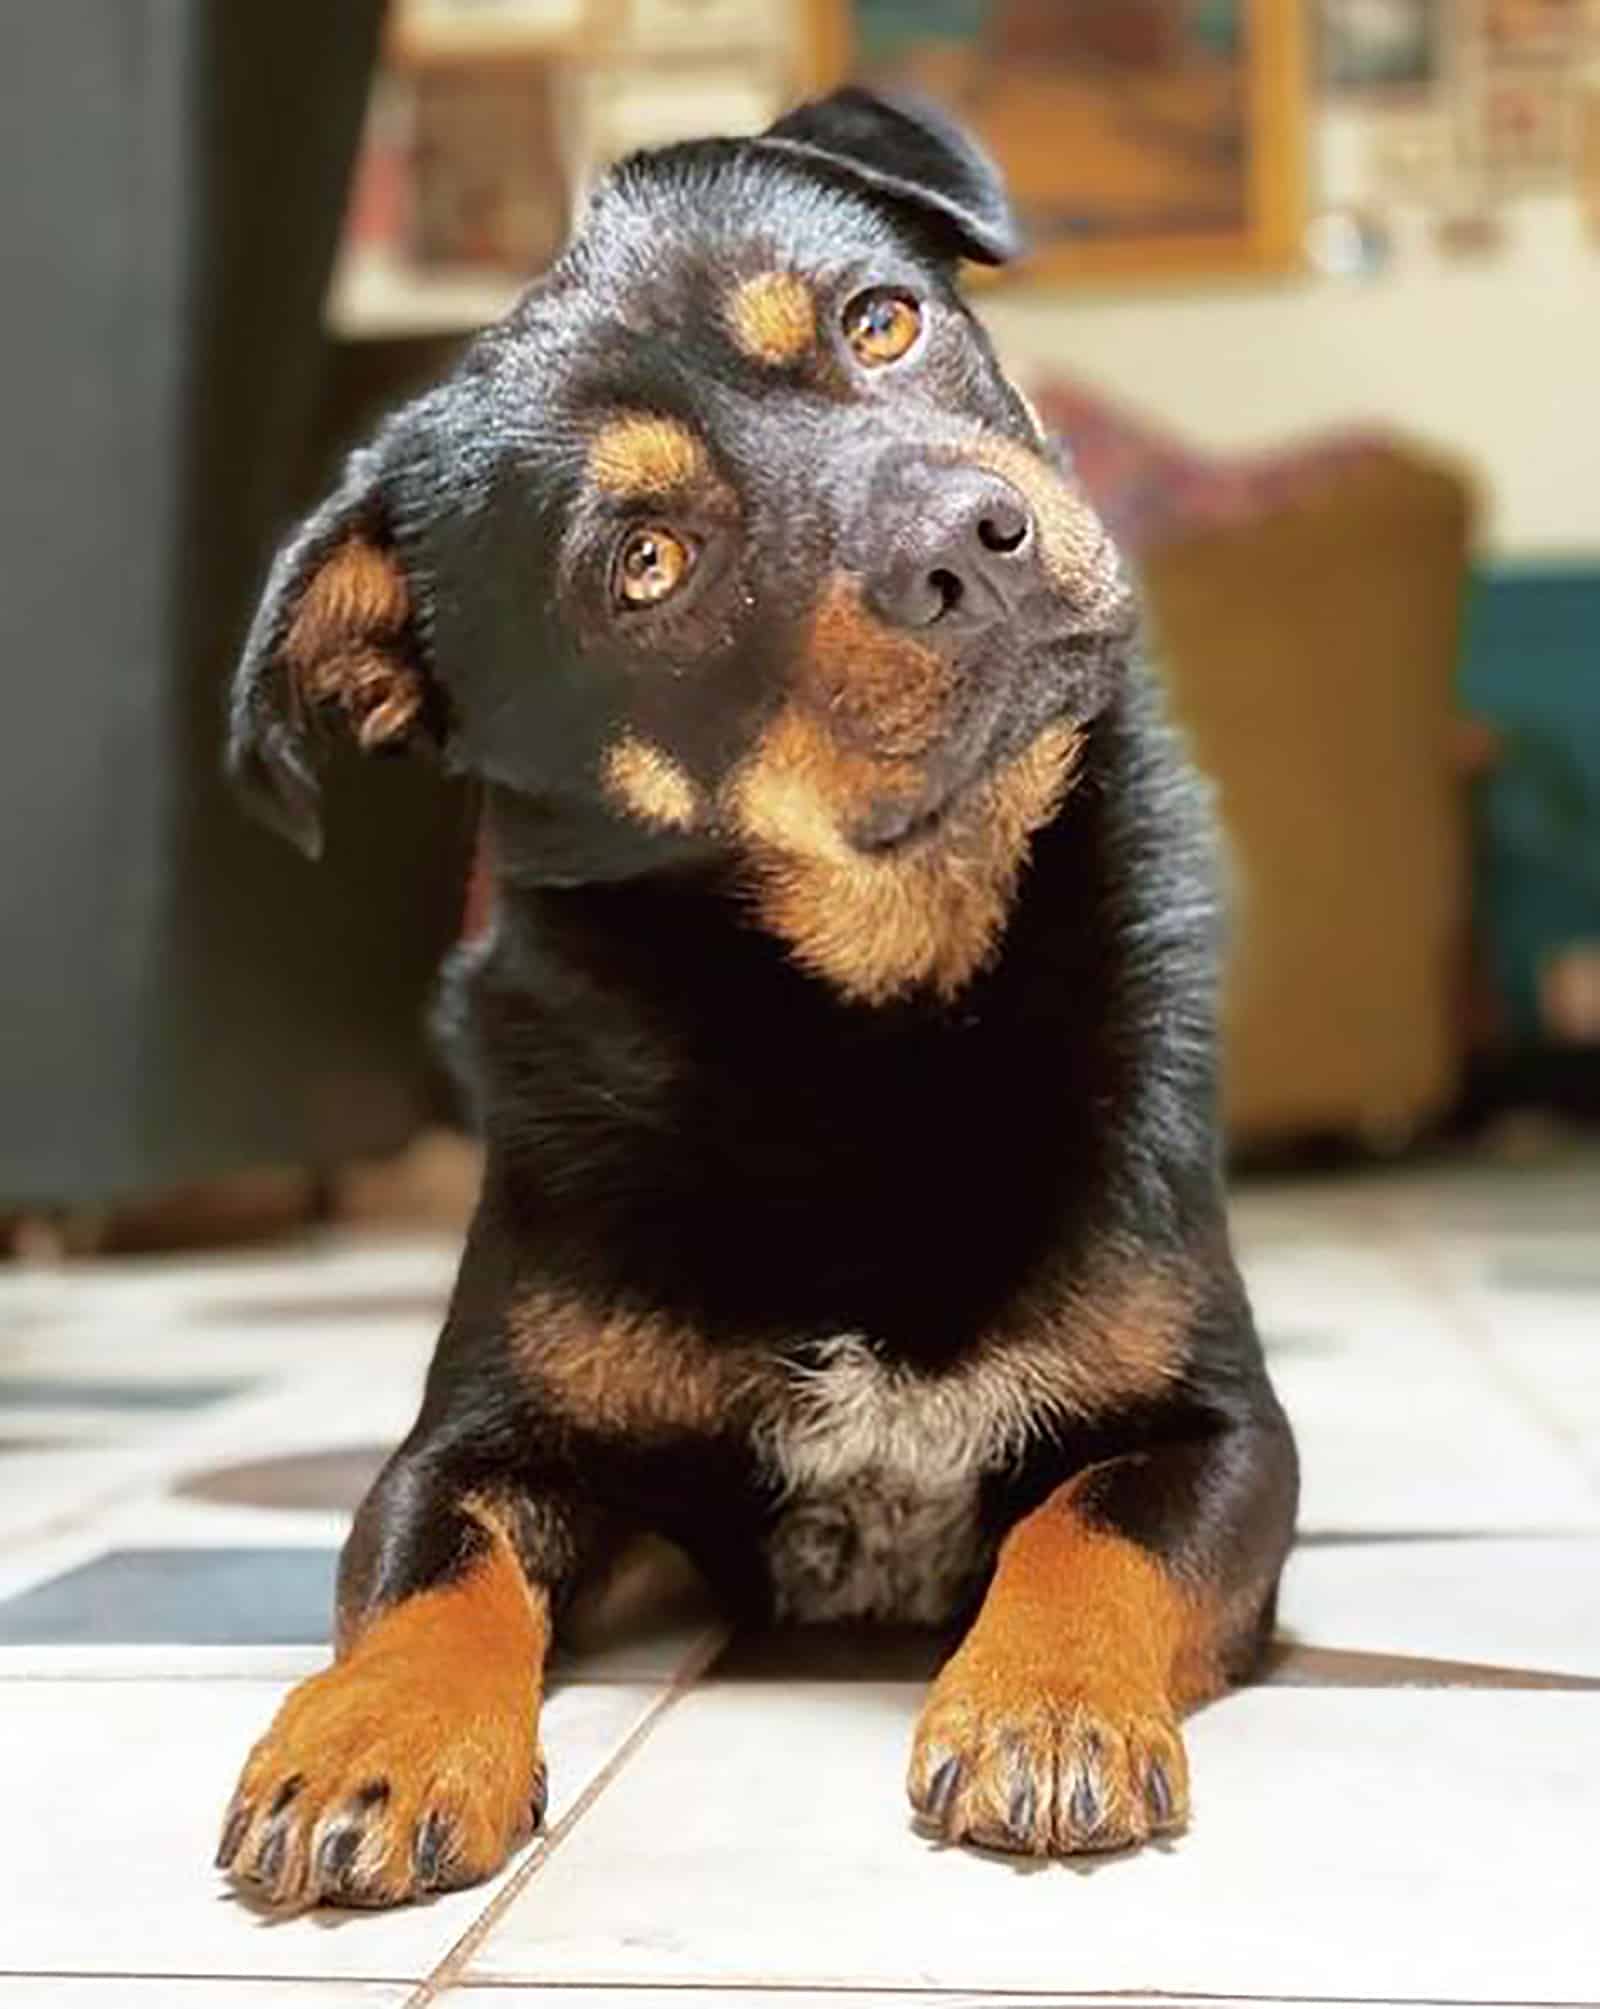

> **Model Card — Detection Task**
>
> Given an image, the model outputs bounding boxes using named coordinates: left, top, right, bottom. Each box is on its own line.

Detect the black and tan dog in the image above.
left=217, top=88, right=1296, bottom=1909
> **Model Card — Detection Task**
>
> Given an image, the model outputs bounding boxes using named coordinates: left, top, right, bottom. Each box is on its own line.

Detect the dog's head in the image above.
left=231, top=89, right=1135, bottom=1003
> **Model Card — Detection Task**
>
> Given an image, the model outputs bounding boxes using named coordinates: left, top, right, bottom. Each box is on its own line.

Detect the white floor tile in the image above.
left=1277, top=1349, right=1600, bottom=1533
left=0, top=1677, right=661, bottom=1983
left=465, top=1682, right=1598, bottom=2003
left=1280, top=1535, right=1600, bottom=1676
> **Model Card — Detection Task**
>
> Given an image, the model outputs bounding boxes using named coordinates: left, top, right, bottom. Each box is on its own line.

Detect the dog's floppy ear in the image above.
left=227, top=445, right=433, bottom=860
left=762, top=86, right=1021, bottom=266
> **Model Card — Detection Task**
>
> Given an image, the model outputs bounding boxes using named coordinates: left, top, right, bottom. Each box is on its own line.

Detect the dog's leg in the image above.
left=217, top=1437, right=597, bottom=1909
left=907, top=1381, right=1295, bottom=1857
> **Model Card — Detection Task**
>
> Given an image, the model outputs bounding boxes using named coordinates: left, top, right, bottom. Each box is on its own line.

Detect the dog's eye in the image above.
left=842, top=289, right=922, bottom=367
left=614, top=525, right=693, bottom=608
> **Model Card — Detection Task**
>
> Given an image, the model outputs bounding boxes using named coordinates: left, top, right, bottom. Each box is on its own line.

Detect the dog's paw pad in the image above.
left=907, top=1671, right=1188, bottom=1857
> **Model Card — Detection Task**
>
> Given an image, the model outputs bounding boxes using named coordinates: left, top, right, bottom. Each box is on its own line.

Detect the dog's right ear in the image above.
left=227, top=445, right=432, bottom=860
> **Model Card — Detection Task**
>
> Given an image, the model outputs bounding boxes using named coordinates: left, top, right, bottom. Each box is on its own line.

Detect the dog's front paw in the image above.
left=217, top=1652, right=543, bottom=1911
left=907, top=1656, right=1188, bottom=1857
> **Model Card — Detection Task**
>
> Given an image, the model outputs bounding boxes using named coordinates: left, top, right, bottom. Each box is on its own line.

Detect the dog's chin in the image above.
left=848, top=625, right=1127, bottom=858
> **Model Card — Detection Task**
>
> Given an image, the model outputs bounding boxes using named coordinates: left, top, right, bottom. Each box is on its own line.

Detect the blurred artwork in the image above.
left=1472, top=69, right=1576, bottom=183
left=411, top=62, right=570, bottom=270
left=821, top=0, right=1305, bottom=280
left=1321, top=0, right=1442, bottom=95
left=1480, top=0, right=1587, bottom=59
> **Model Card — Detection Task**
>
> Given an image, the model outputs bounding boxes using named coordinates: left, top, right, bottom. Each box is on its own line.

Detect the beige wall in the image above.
left=987, top=178, right=1600, bottom=564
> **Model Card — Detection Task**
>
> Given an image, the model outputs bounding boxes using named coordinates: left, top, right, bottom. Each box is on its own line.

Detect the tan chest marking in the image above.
left=512, top=1270, right=1190, bottom=1624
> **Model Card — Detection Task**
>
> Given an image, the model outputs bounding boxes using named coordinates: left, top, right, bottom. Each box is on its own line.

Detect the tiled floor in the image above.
left=3, top=1153, right=1599, bottom=2007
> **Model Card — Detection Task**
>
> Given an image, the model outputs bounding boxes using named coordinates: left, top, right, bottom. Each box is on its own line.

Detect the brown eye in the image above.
left=843, top=288, right=922, bottom=366
left=615, top=525, right=692, bottom=607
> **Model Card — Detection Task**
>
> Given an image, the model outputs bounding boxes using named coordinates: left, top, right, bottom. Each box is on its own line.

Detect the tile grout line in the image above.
left=404, top=1618, right=735, bottom=2007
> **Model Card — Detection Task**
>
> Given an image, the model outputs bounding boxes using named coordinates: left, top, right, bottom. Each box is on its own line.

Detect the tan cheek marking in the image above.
left=588, top=413, right=709, bottom=498
left=509, top=1291, right=773, bottom=1438
left=603, top=734, right=701, bottom=833
left=806, top=576, right=953, bottom=761
left=726, top=713, right=1083, bottom=1005
left=966, top=433, right=1128, bottom=615
left=283, top=536, right=422, bottom=749
left=726, top=270, right=817, bottom=367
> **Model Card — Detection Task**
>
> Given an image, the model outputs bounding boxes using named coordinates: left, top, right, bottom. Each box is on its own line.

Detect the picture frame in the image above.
left=801, top=0, right=1306, bottom=285
left=1320, top=0, right=1443, bottom=100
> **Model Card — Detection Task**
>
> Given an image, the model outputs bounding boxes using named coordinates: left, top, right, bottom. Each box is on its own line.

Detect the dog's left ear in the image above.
left=227, top=445, right=434, bottom=860
left=762, top=86, right=1021, bottom=266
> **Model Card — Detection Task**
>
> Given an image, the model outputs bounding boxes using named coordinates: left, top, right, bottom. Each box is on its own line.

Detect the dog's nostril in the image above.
left=927, top=568, right=964, bottom=618
left=977, top=508, right=1030, bottom=556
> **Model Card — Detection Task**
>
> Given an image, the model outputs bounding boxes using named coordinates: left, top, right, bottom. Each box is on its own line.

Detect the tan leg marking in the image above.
left=908, top=1473, right=1223, bottom=1856
left=726, top=271, right=816, bottom=367
left=283, top=535, right=422, bottom=749
left=218, top=1503, right=548, bottom=1910
left=603, top=733, right=701, bottom=832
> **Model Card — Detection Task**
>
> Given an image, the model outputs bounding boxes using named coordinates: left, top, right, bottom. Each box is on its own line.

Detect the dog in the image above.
left=216, top=87, right=1297, bottom=1910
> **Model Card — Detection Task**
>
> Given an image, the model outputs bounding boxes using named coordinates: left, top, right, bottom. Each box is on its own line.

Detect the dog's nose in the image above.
left=864, top=468, right=1035, bottom=635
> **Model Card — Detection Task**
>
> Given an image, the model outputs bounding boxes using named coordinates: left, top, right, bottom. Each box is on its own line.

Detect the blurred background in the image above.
left=3, top=0, right=1599, bottom=1248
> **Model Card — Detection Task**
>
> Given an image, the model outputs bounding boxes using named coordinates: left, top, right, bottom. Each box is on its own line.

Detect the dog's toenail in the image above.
left=1008, top=1772, right=1036, bottom=1838
left=215, top=1802, right=249, bottom=1870
left=414, top=1809, right=454, bottom=1885
left=267, top=1776, right=302, bottom=1819
left=926, top=1754, right=962, bottom=1819
left=255, top=1826, right=288, bottom=1886
left=1146, top=1756, right=1173, bottom=1823
left=1068, top=1769, right=1102, bottom=1835
left=316, top=1823, right=362, bottom=1888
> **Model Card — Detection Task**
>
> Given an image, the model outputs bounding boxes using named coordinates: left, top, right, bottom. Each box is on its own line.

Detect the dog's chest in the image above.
left=759, top=1336, right=1010, bottom=1624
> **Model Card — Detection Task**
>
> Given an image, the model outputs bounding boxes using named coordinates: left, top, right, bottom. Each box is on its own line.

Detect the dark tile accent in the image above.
left=176, top=1445, right=389, bottom=1513
left=0, top=1374, right=258, bottom=1412
left=0, top=1547, right=337, bottom=1644
left=1262, top=1640, right=1600, bottom=1691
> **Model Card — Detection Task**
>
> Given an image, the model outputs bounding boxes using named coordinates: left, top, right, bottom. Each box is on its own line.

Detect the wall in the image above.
left=986, top=185, right=1600, bottom=563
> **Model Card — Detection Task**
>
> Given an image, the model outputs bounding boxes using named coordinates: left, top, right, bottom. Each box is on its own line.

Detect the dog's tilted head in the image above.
left=230, top=88, right=1136, bottom=1003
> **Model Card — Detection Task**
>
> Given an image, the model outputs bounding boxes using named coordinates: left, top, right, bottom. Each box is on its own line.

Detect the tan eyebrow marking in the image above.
left=588, top=413, right=709, bottom=498
left=602, top=734, right=700, bottom=833
left=726, top=271, right=816, bottom=367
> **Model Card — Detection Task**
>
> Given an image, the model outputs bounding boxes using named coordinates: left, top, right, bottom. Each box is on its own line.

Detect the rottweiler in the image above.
left=217, top=87, right=1297, bottom=1909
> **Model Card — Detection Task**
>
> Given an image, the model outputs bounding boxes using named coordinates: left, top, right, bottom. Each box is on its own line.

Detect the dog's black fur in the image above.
left=217, top=89, right=1296, bottom=1909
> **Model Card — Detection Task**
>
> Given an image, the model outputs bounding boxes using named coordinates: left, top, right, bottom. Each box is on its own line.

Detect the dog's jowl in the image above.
left=218, top=87, right=1296, bottom=1908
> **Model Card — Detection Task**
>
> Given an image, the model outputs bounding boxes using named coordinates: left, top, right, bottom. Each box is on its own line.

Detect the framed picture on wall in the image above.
left=802, top=0, right=1306, bottom=283
left=1320, top=0, right=1443, bottom=97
